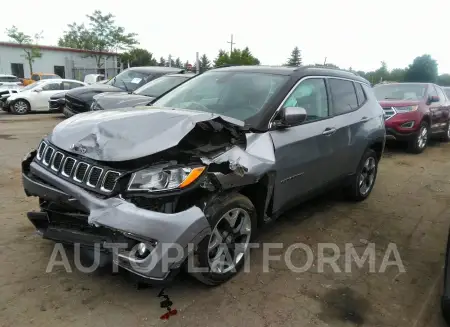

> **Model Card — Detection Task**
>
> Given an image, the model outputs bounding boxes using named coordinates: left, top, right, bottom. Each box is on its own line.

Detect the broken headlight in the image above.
left=127, top=166, right=205, bottom=192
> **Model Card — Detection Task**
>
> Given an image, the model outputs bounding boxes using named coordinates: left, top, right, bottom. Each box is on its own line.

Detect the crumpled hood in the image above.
left=94, top=92, right=153, bottom=110
left=48, top=107, right=245, bottom=162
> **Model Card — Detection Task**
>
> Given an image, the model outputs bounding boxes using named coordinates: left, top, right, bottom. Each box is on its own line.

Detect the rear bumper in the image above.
left=22, top=158, right=211, bottom=281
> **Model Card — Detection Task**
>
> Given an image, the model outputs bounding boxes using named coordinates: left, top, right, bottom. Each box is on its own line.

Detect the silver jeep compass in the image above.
left=22, top=65, right=385, bottom=286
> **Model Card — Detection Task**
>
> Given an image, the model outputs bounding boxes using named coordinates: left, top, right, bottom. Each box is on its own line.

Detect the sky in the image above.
left=1, top=0, right=449, bottom=74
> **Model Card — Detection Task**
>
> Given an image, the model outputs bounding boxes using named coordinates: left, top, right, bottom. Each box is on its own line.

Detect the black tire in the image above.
left=189, top=192, right=257, bottom=286
left=344, top=149, right=378, bottom=202
left=11, top=99, right=30, bottom=115
left=408, top=121, right=429, bottom=153
left=441, top=122, right=450, bottom=142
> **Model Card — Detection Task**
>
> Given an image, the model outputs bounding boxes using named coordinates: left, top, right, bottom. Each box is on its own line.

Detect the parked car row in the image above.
left=1, top=79, right=86, bottom=114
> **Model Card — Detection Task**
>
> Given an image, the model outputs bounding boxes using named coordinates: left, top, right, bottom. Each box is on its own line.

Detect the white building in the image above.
left=0, top=42, right=121, bottom=81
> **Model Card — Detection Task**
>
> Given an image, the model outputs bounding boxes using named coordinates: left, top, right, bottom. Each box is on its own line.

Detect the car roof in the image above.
left=0, top=74, right=16, bottom=77
left=127, top=66, right=185, bottom=73
left=40, top=79, right=85, bottom=83
left=210, top=65, right=369, bottom=84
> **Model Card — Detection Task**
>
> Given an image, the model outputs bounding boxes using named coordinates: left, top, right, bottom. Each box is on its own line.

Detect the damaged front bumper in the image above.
left=22, top=156, right=211, bottom=282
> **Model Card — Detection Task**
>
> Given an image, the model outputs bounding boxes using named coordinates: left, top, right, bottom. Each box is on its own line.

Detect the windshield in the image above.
left=21, top=80, right=45, bottom=91
left=152, top=71, right=289, bottom=123
left=373, top=84, right=426, bottom=101
left=134, top=75, right=190, bottom=97
left=107, top=69, right=154, bottom=92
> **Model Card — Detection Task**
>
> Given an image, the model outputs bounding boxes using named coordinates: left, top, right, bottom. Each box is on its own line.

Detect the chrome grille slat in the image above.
left=101, top=171, right=121, bottom=192
left=383, top=107, right=396, bottom=120
left=37, top=142, right=47, bottom=160
left=73, top=162, right=90, bottom=182
left=50, top=152, right=64, bottom=171
left=35, top=141, right=121, bottom=194
left=86, top=167, right=103, bottom=188
left=62, top=157, right=77, bottom=177
left=42, top=147, right=55, bottom=166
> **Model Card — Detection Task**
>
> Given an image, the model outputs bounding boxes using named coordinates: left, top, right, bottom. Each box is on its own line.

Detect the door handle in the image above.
left=361, top=116, right=370, bottom=122
left=322, top=127, right=336, bottom=136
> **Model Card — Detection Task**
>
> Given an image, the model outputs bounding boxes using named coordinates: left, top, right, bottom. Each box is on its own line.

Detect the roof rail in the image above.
left=298, top=65, right=359, bottom=76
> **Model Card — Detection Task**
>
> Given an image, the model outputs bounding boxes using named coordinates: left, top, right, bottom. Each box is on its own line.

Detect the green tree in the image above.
left=158, top=57, right=166, bottom=67
left=214, top=47, right=259, bottom=67
left=6, top=26, right=42, bottom=75
left=199, top=54, right=211, bottom=72
left=58, top=10, right=137, bottom=69
left=389, top=68, right=407, bottom=82
left=174, top=57, right=182, bottom=68
left=120, top=48, right=157, bottom=67
left=286, top=46, right=302, bottom=66
left=404, top=55, right=438, bottom=83
left=438, top=74, right=450, bottom=86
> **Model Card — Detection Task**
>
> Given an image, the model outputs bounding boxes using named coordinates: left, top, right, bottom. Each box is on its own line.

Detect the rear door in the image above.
left=270, top=77, right=336, bottom=212
left=328, top=78, right=373, bottom=176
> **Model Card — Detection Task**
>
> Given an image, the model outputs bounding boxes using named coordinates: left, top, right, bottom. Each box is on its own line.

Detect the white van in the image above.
left=83, top=74, right=105, bottom=84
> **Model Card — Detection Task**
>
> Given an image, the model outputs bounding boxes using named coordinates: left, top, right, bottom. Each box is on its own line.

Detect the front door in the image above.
left=270, top=77, right=336, bottom=213
left=34, top=82, right=62, bottom=110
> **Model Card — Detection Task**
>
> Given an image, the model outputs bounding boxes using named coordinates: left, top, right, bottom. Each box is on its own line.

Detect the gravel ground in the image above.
left=0, top=111, right=449, bottom=327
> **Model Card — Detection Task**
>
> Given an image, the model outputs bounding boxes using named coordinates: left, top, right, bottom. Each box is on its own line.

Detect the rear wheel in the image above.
left=441, top=122, right=450, bottom=142
left=11, top=99, right=30, bottom=115
left=345, top=149, right=378, bottom=201
left=189, top=193, right=257, bottom=286
left=408, top=121, right=428, bottom=154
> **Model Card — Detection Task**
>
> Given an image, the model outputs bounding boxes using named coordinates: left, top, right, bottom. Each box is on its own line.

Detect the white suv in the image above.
left=5, top=79, right=86, bottom=114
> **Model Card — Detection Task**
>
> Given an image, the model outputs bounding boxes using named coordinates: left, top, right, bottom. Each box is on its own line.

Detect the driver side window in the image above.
left=282, top=78, right=329, bottom=122
left=42, top=83, right=61, bottom=91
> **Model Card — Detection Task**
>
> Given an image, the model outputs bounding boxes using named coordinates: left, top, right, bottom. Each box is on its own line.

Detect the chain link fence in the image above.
left=66, top=57, right=121, bottom=82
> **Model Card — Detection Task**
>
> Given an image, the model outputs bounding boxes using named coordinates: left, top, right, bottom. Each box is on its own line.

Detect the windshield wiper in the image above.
left=120, top=79, right=130, bottom=93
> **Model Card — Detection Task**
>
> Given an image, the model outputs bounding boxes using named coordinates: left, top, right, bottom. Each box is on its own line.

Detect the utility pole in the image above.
left=227, top=34, right=235, bottom=55
left=323, top=57, right=327, bottom=65
left=196, top=52, right=200, bottom=74
left=168, top=54, right=172, bottom=67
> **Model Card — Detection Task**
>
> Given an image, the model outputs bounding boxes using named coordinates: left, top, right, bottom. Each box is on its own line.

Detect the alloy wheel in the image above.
left=14, top=101, right=28, bottom=114
left=417, top=126, right=428, bottom=149
left=207, top=208, right=252, bottom=274
left=359, top=157, right=376, bottom=196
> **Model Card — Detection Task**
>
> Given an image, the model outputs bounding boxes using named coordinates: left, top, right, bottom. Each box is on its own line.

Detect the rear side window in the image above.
left=31, top=74, right=40, bottom=81
left=355, top=83, right=367, bottom=106
left=329, top=79, right=358, bottom=115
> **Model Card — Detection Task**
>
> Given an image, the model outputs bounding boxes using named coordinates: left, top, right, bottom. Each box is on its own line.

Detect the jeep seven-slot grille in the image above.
left=35, top=141, right=121, bottom=194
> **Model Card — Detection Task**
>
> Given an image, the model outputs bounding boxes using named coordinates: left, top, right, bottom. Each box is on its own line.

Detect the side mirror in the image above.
left=428, top=95, right=439, bottom=104
left=33, top=87, right=42, bottom=93
left=274, top=107, right=307, bottom=128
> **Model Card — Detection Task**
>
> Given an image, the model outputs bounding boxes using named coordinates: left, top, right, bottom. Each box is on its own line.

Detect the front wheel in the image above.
left=345, top=149, right=378, bottom=201
left=11, top=99, right=30, bottom=115
left=189, top=193, right=257, bottom=286
left=408, top=121, right=429, bottom=153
